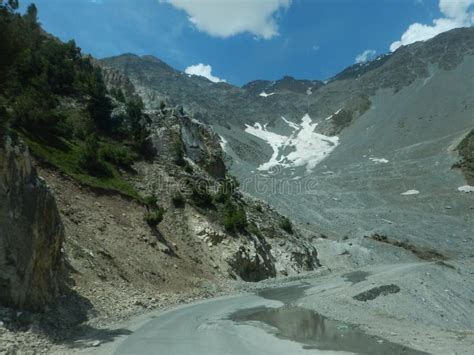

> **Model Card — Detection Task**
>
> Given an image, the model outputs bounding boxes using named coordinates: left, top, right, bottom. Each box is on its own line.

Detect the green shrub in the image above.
left=12, top=89, right=60, bottom=132
left=190, top=182, right=213, bottom=208
left=214, top=177, right=238, bottom=203
left=101, top=143, right=137, bottom=169
left=143, top=194, right=158, bottom=209
left=171, top=191, right=185, bottom=208
left=247, top=222, right=262, bottom=238
left=455, top=130, right=474, bottom=184
left=144, top=208, right=164, bottom=228
left=111, top=88, right=126, bottom=102
left=222, top=201, right=247, bottom=232
left=159, top=100, right=166, bottom=112
left=279, top=217, right=294, bottom=234
left=77, top=134, right=111, bottom=177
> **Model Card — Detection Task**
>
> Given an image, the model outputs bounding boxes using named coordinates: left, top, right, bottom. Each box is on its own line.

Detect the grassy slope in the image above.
left=22, top=134, right=141, bottom=200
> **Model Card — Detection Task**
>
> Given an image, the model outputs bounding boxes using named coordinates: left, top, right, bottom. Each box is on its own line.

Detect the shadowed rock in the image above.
left=0, top=136, right=64, bottom=310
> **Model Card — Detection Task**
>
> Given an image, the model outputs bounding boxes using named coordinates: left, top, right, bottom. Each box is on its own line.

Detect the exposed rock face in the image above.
left=146, top=107, right=226, bottom=178
left=229, top=245, right=276, bottom=282
left=0, top=136, right=64, bottom=310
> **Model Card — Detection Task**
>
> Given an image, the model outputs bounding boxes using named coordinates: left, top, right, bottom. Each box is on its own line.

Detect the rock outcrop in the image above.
left=146, top=107, right=226, bottom=178
left=0, top=136, right=64, bottom=310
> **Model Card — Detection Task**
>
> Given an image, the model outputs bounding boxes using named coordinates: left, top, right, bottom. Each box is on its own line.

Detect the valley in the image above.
left=0, top=2, right=473, bottom=353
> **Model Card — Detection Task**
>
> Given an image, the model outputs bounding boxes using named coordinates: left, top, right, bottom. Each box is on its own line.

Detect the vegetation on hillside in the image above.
left=222, top=201, right=247, bottom=232
left=0, top=0, right=148, bottom=199
left=279, top=217, right=294, bottom=234
left=454, top=130, right=474, bottom=184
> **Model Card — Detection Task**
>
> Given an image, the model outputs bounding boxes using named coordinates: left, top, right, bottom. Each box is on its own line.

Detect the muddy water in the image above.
left=257, top=284, right=311, bottom=304
left=230, top=305, right=426, bottom=354
left=343, top=271, right=370, bottom=284
left=230, top=283, right=426, bottom=354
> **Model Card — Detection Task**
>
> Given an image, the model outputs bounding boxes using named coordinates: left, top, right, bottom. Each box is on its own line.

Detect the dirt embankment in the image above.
left=0, top=164, right=233, bottom=353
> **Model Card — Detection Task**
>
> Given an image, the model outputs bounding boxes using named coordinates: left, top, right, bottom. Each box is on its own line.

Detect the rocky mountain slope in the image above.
left=0, top=4, right=321, bottom=351
left=101, top=27, right=474, bottom=259
left=1, top=2, right=473, bottom=351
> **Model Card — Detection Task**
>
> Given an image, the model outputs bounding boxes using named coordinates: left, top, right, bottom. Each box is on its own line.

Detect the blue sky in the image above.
left=19, top=0, right=473, bottom=86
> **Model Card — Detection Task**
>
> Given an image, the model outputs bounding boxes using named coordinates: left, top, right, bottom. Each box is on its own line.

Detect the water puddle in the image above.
left=229, top=305, right=426, bottom=354
left=257, top=284, right=310, bottom=304
left=342, top=271, right=370, bottom=285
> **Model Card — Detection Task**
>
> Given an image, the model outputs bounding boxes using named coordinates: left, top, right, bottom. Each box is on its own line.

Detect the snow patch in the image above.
left=458, top=185, right=474, bottom=193
left=259, top=91, right=275, bottom=97
left=369, top=157, right=389, bottom=164
left=306, top=87, right=313, bottom=96
left=245, top=114, right=339, bottom=173
left=401, top=189, right=419, bottom=196
left=325, top=107, right=344, bottom=121
left=219, top=135, right=228, bottom=151
left=281, top=116, right=299, bottom=130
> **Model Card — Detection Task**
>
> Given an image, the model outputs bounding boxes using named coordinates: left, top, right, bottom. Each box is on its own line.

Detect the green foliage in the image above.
left=222, top=201, right=247, bottom=232
left=143, top=194, right=158, bottom=209
left=101, top=142, right=137, bottom=169
left=125, top=98, right=149, bottom=153
left=279, top=217, right=294, bottom=234
left=0, top=1, right=148, bottom=200
left=247, top=222, right=262, bottom=238
left=159, top=100, right=166, bottom=111
left=190, top=181, right=213, bottom=208
left=87, top=68, right=113, bottom=131
left=214, top=176, right=239, bottom=203
left=21, top=134, right=140, bottom=199
left=78, top=134, right=111, bottom=177
left=171, top=191, right=185, bottom=208
left=11, top=88, right=59, bottom=131
left=455, top=130, right=474, bottom=184
left=110, top=88, right=126, bottom=102
left=144, top=208, right=164, bottom=228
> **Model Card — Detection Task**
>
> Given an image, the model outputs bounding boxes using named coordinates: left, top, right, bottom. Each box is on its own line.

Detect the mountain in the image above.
left=101, top=28, right=474, bottom=260
left=0, top=5, right=321, bottom=351
left=1, top=1, right=473, bottom=351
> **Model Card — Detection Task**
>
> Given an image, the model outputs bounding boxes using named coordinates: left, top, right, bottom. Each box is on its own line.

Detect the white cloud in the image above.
left=163, top=0, right=291, bottom=39
left=355, top=49, right=376, bottom=63
left=184, top=63, right=226, bottom=83
left=390, top=0, right=474, bottom=51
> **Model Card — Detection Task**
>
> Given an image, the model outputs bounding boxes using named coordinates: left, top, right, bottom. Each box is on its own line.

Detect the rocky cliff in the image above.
left=0, top=136, right=64, bottom=310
